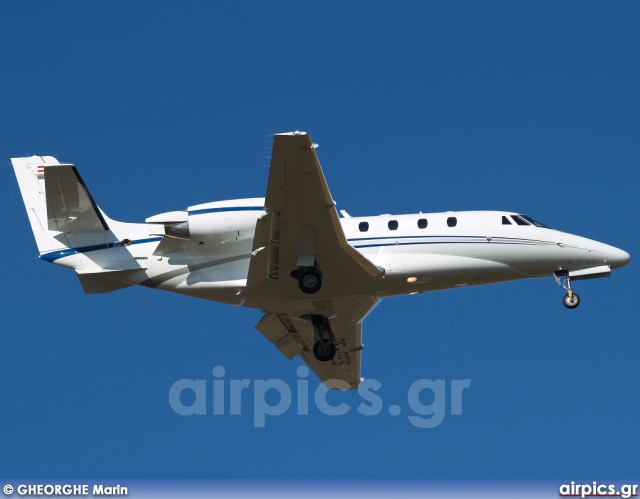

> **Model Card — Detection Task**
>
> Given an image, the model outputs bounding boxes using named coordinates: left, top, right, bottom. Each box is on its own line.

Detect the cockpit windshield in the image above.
left=518, top=214, right=551, bottom=229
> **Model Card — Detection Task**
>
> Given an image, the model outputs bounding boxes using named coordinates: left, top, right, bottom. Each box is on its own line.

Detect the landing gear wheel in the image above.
left=299, top=270, right=322, bottom=294
left=313, top=340, right=336, bottom=362
left=563, top=293, right=580, bottom=309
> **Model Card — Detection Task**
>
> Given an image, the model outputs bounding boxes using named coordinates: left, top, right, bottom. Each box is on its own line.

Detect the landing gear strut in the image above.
left=311, top=315, right=335, bottom=362
left=556, top=274, right=580, bottom=309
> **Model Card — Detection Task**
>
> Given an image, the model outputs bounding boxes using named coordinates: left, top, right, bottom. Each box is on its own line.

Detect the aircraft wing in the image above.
left=245, top=132, right=383, bottom=389
left=255, top=296, right=379, bottom=389
left=246, top=132, right=382, bottom=300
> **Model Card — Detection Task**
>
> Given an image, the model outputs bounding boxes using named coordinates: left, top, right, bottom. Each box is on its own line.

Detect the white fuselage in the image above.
left=42, top=198, right=630, bottom=307
left=12, top=144, right=631, bottom=387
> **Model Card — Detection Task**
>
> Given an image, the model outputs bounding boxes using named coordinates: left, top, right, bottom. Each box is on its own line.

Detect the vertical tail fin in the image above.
left=12, top=155, right=110, bottom=255
left=43, top=164, right=110, bottom=233
left=13, top=155, right=150, bottom=291
left=12, top=155, right=67, bottom=253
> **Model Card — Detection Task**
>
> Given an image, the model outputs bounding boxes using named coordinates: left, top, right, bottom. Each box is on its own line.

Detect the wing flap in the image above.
left=246, top=213, right=276, bottom=285
left=255, top=313, right=303, bottom=360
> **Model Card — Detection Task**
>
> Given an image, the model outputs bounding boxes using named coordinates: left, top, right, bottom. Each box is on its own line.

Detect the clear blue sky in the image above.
left=1, top=1, right=638, bottom=479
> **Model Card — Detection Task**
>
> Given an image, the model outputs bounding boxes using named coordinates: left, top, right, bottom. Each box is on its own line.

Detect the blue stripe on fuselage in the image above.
left=347, top=234, right=556, bottom=249
left=352, top=240, right=553, bottom=249
left=39, top=233, right=554, bottom=262
left=40, top=237, right=163, bottom=263
left=347, top=234, right=552, bottom=244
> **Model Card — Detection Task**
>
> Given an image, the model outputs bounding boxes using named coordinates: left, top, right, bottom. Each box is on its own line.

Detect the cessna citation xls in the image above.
left=12, top=132, right=630, bottom=389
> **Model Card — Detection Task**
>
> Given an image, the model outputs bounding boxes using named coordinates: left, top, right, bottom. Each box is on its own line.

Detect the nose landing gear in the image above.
left=554, top=273, right=580, bottom=309
left=563, top=290, right=580, bottom=309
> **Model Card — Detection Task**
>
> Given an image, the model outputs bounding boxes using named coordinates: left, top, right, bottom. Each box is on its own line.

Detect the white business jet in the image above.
left=12, top=132, right=630, bottom=389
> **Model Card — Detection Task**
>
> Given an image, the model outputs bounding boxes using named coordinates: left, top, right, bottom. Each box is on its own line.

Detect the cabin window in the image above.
left=511, top=215, right=530, bottom=226
left=388, top=220, right=398, bottom=231
left=359, top=222, right=369, bottom=232
left=417, top=218, right=428, bottom=229
left=502, top=216, right=512, bottom=225
left=447, top=217, right=457, bottom=227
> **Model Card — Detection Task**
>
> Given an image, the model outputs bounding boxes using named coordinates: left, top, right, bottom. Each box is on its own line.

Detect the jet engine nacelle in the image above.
left=146, top=197, right=265, bottom=243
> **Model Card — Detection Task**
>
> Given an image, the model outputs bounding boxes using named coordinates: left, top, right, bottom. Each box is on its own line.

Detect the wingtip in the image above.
left=275, top=130, right=308, bottom=136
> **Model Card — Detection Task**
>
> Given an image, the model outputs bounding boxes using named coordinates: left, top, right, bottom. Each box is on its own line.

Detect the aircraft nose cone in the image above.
left=608, top=246, right=631, bottom=269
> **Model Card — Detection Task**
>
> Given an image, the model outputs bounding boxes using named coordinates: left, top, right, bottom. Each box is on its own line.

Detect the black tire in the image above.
left=299, top=270, right=322, bottom=294
left=563, top=293, right=580, bottom=309
left=313, top=340, right=336, bottom=362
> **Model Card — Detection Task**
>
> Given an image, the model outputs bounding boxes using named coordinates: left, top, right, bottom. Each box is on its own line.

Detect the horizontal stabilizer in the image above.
left=76, top=270, right=136, bottom=294
left=45, top=165, right=109, bottom=233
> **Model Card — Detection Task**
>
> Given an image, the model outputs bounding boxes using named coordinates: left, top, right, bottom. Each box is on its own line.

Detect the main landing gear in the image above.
left=298, top=269, right=322, bottom=294
left=294, top=262, right=334, bottom=360
left=311, top=315, right=336, bottom=362
left=294, top=265, right=333, bottom=361
left=555, top=273, right=580, bottom=309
